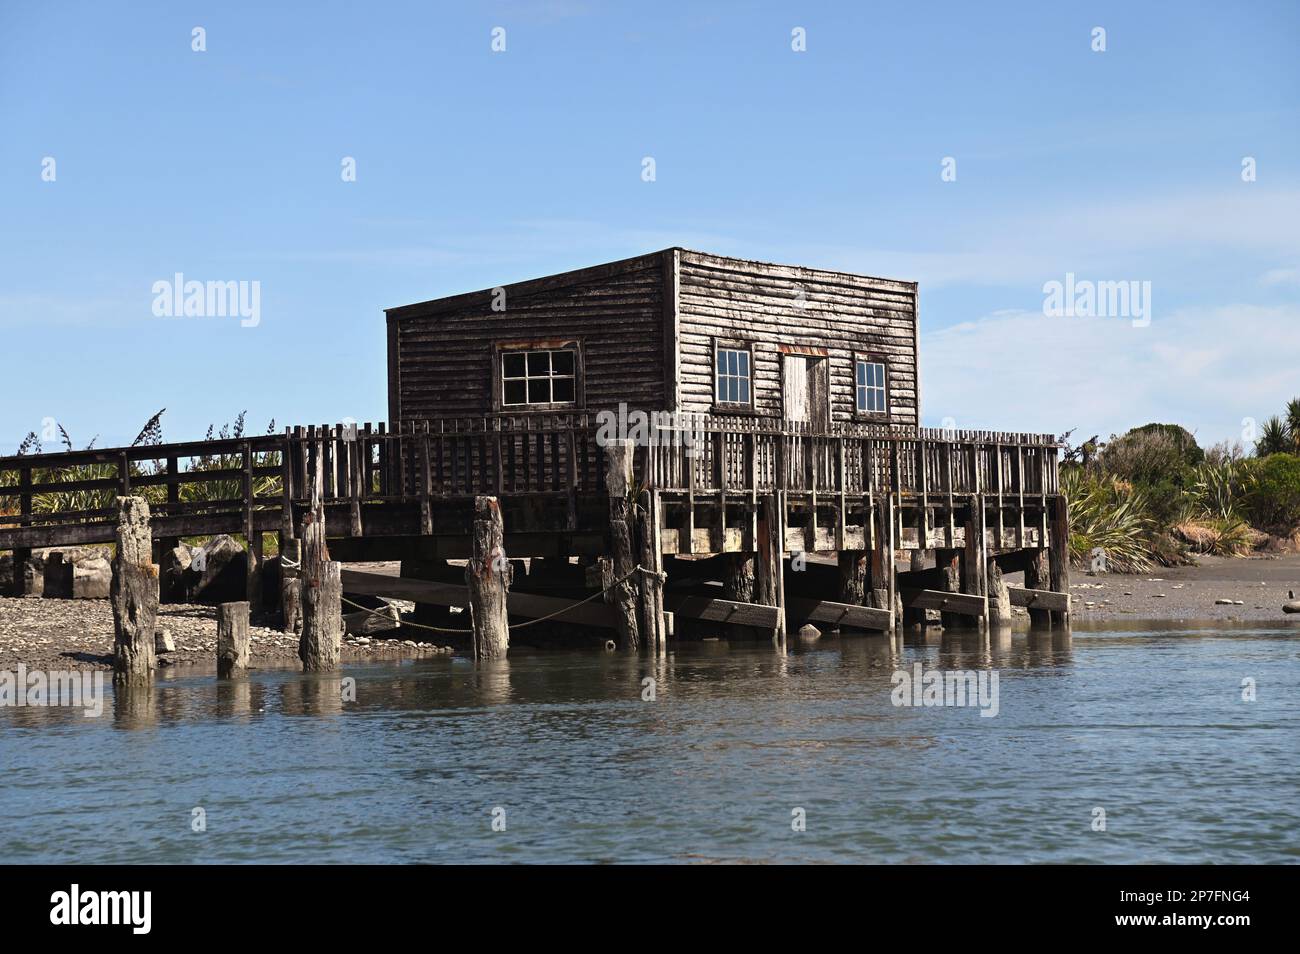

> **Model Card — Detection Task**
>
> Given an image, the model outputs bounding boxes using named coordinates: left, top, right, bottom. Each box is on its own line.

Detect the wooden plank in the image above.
left=340, top=568, right=618, bottom=628
left=664, top=592, right=781, bottom=628
left=785, top=596, right=891, bottom=631
left=1007, top=586, right=1070, bottom=613
left=901, top=588, right=986, bottom=616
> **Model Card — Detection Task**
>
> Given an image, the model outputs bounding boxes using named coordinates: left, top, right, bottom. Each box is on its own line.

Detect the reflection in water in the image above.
left=280, top=674, right=345, bottom=717
left=2, top=625, right=1296, bottom=865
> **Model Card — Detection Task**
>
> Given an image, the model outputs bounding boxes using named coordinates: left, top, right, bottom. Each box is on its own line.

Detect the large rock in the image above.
left=48, top=548, right=113, bottom=599
left=183, top=534, right=248, bottom=604
left=0, top=546, right=114, bottom=599
left=162, top=542, right=194, bottom=601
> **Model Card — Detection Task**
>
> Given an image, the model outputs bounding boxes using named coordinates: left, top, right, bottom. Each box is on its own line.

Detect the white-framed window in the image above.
left=501, top=347, right=577, bottom=407
left=855, top=358, right=887, bottom=415
left=715, top=345, right=752, bottom=406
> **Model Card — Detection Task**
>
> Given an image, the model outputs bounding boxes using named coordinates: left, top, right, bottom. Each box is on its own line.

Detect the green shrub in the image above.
left=1243, top=453, right=1300, bottom=532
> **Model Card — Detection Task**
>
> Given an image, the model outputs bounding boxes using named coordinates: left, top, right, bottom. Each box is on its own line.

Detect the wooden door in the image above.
left=783, top=355, right=810, bottom=423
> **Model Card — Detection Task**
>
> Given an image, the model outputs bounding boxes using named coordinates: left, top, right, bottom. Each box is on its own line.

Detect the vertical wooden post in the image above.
left=217, top=601, right=251, bottom=678
left=963, top=495, right=988, bottom=629
left=867, top=500, right=891, bottom=615
left=756, top=493, right=787, bottom=646
left=1048, top=494, right=1071, bottom=627
left=466, top=495, right=511, bottom=660
left=603, top=440, right=642, bottom=650
left=111, top=496, right=158, bottom=683
left=636, top=489, right=667, bottom=653
left=299, top=459, right=342, bottom=672
left=937, top=548, right=963, bottom=630
left=987, top=557, right=1012, bottom=627
left=903, top=547, right=928, bottom=629
left=13, top=464, right=32, bottom=595
left=1024, top=548, right=1052, bottom=628
left=280, top=537, right=302, bottom=634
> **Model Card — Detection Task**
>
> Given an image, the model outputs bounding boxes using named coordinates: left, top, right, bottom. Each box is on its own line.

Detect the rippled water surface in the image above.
left=3, top=625, right=1297, bottom=864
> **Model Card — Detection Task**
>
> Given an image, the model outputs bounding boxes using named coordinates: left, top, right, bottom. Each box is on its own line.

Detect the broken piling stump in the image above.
left=298, top=469, right=341, bottom=672
left=466, top=495, right=510, bottom=660
left=603, top=440, right=642, bottom=650
left=111, top=496, right=158, bottom=683
left=217, top=601, right=251, bottom=678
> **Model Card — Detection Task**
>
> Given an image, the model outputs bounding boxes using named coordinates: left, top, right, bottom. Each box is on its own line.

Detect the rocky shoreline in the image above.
left=0, top=596, right=457, bottom=673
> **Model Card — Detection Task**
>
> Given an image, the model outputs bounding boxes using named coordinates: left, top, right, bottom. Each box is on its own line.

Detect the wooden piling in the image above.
left=986, top=557, right=1012, bottom=627
left=603, top=440, right=641, bottom=650
left=217, top=601, right=251, bottom=678
left=299, top=464, right=342, bottom=672
left=937, top=548, right=964, bottom=630
left=466, top=495, right=511, bottom=660
left=111, top=496, right=158, bottom=683
left=903, top=548, right=928, bottom=628
left=755, top=493, right=787, bottom=645
left=636, top=489, right=666, bottom=652
left=963, top=502, right=988, bottom=628
left=1048, top=495, right=1071, bottom=627
left=1024, top=548, right=1052, bottom=628
left=279, top=537, right=302, bottom=634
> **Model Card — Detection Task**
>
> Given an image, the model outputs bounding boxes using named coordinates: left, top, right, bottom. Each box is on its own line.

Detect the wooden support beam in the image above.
left=466, top=495, right=511, bottom=659
left=1008, top=586, right=1070, bottom=613
left=111, top=496, right=158, bottom=684
left=217, top=601, right=251, bottom=678
left=343, top=568, right=616, bottom=629
left=786, top=596, right=891, bottom=632
left=664, top=592, right=781, bottom=628
left=901, top=588, right=986, bottom=616
left=636, top=489, right=667, bottom=652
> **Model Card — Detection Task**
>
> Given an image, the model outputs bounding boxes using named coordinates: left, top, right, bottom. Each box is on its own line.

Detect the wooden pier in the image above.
left=0, top=414, right=1069, bottom=648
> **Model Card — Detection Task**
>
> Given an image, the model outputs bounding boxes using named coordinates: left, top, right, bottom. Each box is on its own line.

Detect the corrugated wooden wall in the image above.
left=674, top=250, right=919, bottom=427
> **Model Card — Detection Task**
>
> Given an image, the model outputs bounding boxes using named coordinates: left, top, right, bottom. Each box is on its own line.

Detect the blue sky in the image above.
left=1, top=0, right=1297, bottom=450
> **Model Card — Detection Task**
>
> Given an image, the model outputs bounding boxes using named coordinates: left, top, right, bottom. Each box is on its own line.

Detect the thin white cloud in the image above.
left=920, top=302, right=1300, bottom=446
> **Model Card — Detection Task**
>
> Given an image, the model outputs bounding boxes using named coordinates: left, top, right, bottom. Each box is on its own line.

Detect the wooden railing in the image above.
left=0, top=415, right=1060, bottom=543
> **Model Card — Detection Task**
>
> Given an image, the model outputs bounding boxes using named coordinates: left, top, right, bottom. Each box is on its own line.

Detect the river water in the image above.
left=2, top=624, right=1297, bottom=864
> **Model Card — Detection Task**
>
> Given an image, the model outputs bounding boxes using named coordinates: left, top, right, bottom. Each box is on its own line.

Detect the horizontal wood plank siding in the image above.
left=676, top=250, right=919, bottom=427
left=390, top=254, right=666, bottom=419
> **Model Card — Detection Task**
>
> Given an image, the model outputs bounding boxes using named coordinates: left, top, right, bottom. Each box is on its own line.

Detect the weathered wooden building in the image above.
left=1, top=248, right=1069, bottom=662
left=386, top=249, right=919, bottom=431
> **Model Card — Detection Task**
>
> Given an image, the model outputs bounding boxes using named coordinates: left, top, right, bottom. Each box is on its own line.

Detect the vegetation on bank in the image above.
left=1063, top=401, right=1300, bottom=571
left=0, top=410, right=281, bottom=519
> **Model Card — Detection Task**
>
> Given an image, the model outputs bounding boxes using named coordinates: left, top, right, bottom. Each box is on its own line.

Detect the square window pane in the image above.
left=527, top=351, right=550, bottom=375
left=504, top=380, right=527, bottom=405
left=552, top=350, right=575, bottom=375
left=528, top=379, right=552, bottom=404
left=503, top=353, right=526, bottom=378
left=552, top=377, right=575, bottom=403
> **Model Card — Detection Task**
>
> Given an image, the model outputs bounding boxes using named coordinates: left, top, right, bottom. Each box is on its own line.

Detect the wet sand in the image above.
left=1063, top=552, right=1300, bottom=625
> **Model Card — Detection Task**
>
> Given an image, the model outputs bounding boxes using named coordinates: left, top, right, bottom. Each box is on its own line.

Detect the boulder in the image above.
left=154, top=627, right=176, bottom=653
left=162, top=542, right=193, bottom=601
left=183, top=534, right=248, bottom=604
left=796, top=623, right=822, bottom=641
left=18, top=547, right=114, bottom=599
